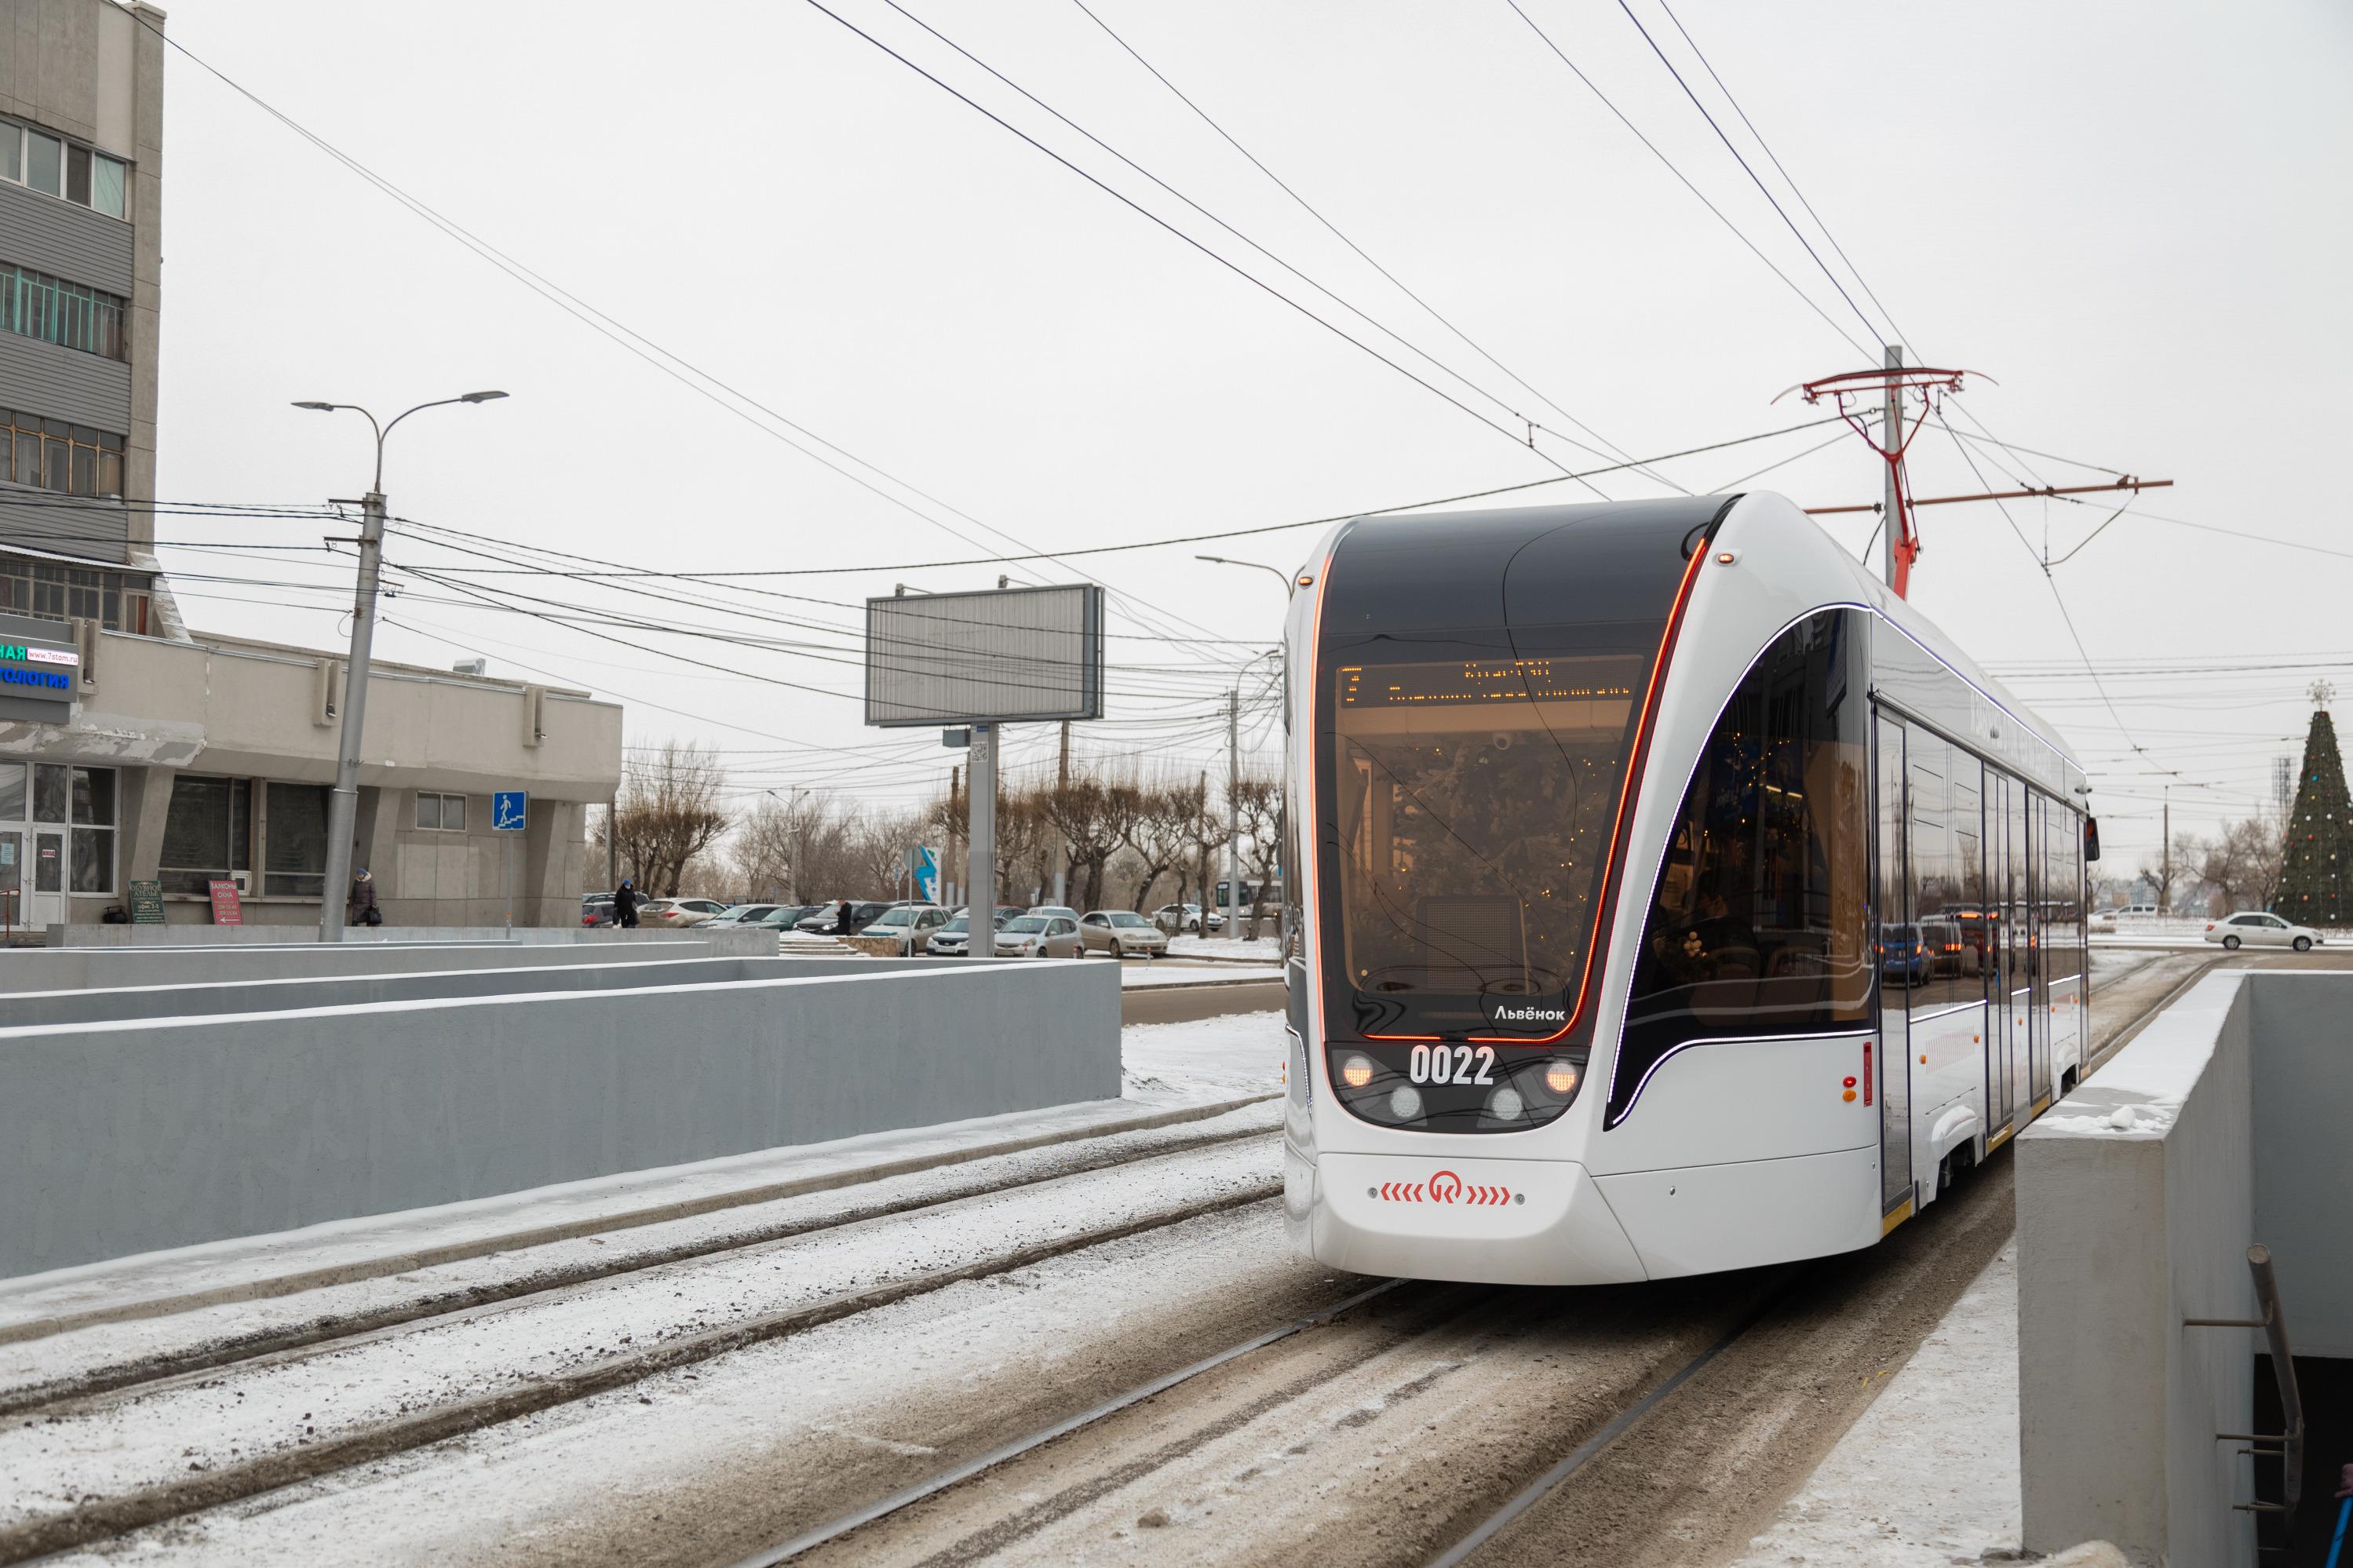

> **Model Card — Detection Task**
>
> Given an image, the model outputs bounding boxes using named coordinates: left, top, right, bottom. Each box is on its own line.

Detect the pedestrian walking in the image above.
left=614, top=877, right=640, bottom=929
left=348, top=868, right=382, bottom=928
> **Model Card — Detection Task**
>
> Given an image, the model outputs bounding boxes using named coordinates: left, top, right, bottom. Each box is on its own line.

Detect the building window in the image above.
left=264, top=781, right=330, bottom=897
left=0, top=558, right=151, bottom=631
left=160, top=775, right=252, bottom=896
left=416, top=790, right=467, bottom=831
left=0, top=410, right=123, bottom=498
left=0, top=262, right=127, bottom=359
left=0, top=120, right=129, bottom=221
left=69, top=764, right=114, bottom=892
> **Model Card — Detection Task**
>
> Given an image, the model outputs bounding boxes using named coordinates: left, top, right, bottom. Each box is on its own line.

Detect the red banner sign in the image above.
left=207, top=880, right=243, bottom=925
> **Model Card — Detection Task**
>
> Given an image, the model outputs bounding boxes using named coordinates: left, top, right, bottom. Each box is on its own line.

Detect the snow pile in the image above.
left=777, top=932, right=852, bottom=954
left=1168, top=935, right=1282, bottom=960
left=1119, top=964, right=1282, bottom=989
left=2038, top=1097, right=2183, bottom=1137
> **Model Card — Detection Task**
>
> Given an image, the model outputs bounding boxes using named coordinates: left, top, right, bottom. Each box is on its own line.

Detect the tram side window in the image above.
left=1618, top=611, right=1870, bottom=1099
left=1904, top=731, right=1987, bottom=1009
left=2045, top=801, right=2084, bottom=988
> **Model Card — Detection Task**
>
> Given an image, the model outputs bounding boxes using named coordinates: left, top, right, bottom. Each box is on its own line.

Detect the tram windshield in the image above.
left=1329, top=640, right=1647, bottom=1035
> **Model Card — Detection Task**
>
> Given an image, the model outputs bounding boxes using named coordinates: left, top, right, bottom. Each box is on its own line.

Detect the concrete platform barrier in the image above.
left=2019, top=972, right=2353, bottom=1566
left=0, top=930, right=779, bottom=994
left=0, top=958, right=1118, bottom=1278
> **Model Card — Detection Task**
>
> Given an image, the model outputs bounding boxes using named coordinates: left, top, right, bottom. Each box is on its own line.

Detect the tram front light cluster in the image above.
left=1325, top=1044, right=1589, bottom=1131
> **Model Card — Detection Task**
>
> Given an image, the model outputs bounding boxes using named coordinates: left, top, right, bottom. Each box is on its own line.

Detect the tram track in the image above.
left=699, top=956, right=2224, bottom=1568
left=0, top=1098, right=1279, bottom=1418
left=0, top=1109, right=1286, bottom=1565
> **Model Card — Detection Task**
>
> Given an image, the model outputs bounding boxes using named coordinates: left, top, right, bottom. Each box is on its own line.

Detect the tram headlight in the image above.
left=1488, top=1085, right=1525, bottom=1121
left=1388, top=1085, right=1425, bottom=1121
left=1341, top=1053, right=1376, bottom=1089
left=1544, top=1060, right=1579, bottom=1096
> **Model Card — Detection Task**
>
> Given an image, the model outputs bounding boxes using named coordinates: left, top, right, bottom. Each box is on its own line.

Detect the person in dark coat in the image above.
left=614, top=878, right=640, bottom=928
left=833, top=899, right=855, bottom=934
left=348, top=868, right=381, bottom=927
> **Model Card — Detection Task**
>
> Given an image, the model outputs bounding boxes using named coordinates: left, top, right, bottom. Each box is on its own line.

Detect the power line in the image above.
left=122, top=7, right=1230, bottom=657
left=1611, top=0, right=1888, bottom=348
left=1060, top=0, right=1682, bottom=492
left=389, top=417, right=1840, bottom=581
left=1504, top=0, right=1874, bottom=360
left=797, top=0, right=1621, bottom=500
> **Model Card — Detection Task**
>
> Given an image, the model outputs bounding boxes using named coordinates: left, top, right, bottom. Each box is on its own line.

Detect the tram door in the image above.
left=2002, top=780, right=2033, bottom=1126
left=1986, top=774, right=2020, bottom=1134
left=2026, top=793, right=2052, bottom=1107
left=1873, top=713, right=1913, bottom=1212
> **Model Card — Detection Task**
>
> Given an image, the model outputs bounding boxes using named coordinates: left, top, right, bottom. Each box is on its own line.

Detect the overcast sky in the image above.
left=145, top=0, right=2351, bottom=869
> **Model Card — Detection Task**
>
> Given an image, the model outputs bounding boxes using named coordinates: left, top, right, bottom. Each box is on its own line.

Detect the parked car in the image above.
left=1152, top=903, right=1224, bottom=934
left=2118, top=903, right=2159, bottom=917
left=995, top=913, right=1082, bottom=957
left=638, top=897, right=731, bottom=928
left=1079, top=909, right=1169, bottom=957
left=2089, top=910, right=2118, bottom=934
left=2204, top=912, right=2320, bottom=951
left=1027, top=905, right=1082, bottom=922
left=706, top=903, right=786, bottom=927
left=1878, top=923, right=1932, bottom=985
left=927, top=913, right=977, bottom=956
left=733, top=904, right=823, bottom=932
left=859, top=905, right=953, bottom=954
left=796, top=901, right=890, bottom=934
left=581, top=893, right=616, bottom=928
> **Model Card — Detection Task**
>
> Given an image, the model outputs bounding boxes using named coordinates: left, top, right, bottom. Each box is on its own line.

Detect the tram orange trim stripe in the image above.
left=1467, top=538, right=1710, bottom=1045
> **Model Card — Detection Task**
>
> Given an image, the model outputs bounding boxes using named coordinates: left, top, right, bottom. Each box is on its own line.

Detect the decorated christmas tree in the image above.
left=2277, top=684, right=2353, bottom=923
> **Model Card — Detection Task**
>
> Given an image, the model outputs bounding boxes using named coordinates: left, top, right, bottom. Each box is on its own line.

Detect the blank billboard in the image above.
left=864, top=583, right=1106, bottom=727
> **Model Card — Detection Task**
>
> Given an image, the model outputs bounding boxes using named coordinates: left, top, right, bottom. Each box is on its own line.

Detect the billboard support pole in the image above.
left=968, top=723, right=996, bottom=959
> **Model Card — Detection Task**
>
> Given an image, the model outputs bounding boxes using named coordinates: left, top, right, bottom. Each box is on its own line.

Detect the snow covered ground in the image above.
left=1167, top=935, right=1282, bottom=960
left=1730, top=1242, right=2023, bottom=1566
left=1123, top=1009, right=1286, bottom=1099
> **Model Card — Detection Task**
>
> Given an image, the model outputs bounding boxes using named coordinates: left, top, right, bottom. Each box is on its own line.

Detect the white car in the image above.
left=637, top=897, right=730, bottom=928
left=2203, top=911, right=2320, bottom=951
left=858, top=905, right=951, bottom=954
left=1151, top=903, right=1224, bottom=933
left=995, top=914, right=1082, bottom=958
left=1078, top=909, right=1169, bottom=957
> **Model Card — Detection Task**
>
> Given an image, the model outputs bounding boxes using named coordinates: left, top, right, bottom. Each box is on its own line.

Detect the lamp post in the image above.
left=1198, top=557, right=1293, bottom=942
left=294, top=392, right=508, bottom=942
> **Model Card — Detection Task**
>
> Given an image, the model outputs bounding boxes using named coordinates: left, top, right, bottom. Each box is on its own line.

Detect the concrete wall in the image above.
left=2, top=927, right=790, bottom=987
left=0, top=953, right=958, bottom=1026
left=0, top=958, right=1119, bottom=1277
left=2249, top=976, right=2353, bottom=1358
left=2017, top=972, right=2257, bottom=1567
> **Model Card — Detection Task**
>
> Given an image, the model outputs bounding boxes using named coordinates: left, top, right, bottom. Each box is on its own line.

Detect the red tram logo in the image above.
left=1376, top=1169, right=1512, bottom=1205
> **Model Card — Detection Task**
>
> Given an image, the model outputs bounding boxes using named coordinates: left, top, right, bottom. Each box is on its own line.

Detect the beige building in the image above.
left=0, top=1, right=622, bottom=930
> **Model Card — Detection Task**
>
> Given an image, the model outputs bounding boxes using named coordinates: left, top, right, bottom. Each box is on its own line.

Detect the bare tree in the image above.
left=1229, top=774, right=1282, bottom=938
left=1180, top=770, right=1231, bottom=929
left=2200, top=818, right=2286, bottom=912
left=2136, top=830, right=2206, bottom=916
left=1123, top=777, right=1198, bottom=910
left=601, top=742, right=731, bottom=896
left=1037, top=775, right=1135, bottom=911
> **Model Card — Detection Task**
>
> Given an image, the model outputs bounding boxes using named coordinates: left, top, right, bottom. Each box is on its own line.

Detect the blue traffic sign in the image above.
left=492, top=790, right=528, bottom=832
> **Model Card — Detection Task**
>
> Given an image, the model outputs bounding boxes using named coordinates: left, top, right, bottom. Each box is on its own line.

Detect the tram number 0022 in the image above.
left=1407, top=1045, right=1495, bottom=1085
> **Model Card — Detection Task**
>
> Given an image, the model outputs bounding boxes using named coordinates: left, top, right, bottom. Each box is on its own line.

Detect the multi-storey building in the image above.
left=0, top=1, right=620, bottom=932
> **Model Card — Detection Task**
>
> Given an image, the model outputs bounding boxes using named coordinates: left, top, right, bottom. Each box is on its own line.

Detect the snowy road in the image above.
left=7, top=951, right=2234, bottom=1566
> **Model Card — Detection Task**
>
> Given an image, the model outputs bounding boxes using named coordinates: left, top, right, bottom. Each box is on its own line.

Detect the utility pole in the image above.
left=1226, top=687, right=1241, bottom=943
left=2161, top=786, right=2171, bottom=914
left=605, top=791, right=618, bottom=894
left=1881, top=345, right=1902, bottom=589
left=948, top=764, right=961, bottom=909
left=1053, top=719, right=1071, bottom=907
left=319, top=488, right=387, bottom=942
left=967, top=723, right=996, bottom=956
left=295, top=391, right=507, bottom=941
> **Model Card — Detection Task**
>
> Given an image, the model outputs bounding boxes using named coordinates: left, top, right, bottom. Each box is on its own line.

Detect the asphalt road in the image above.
left=1121, top=979, right=1286, bottom=1027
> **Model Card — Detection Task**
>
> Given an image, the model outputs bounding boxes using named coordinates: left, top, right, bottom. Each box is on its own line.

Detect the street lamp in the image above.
left=1195, top=554, right=1295, bottom=597
left=295, top=392, right=509, bottom=941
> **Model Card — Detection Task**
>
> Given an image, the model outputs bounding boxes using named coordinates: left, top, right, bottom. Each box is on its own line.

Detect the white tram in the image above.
left=1278, top=494, right=2093, bottom=1285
